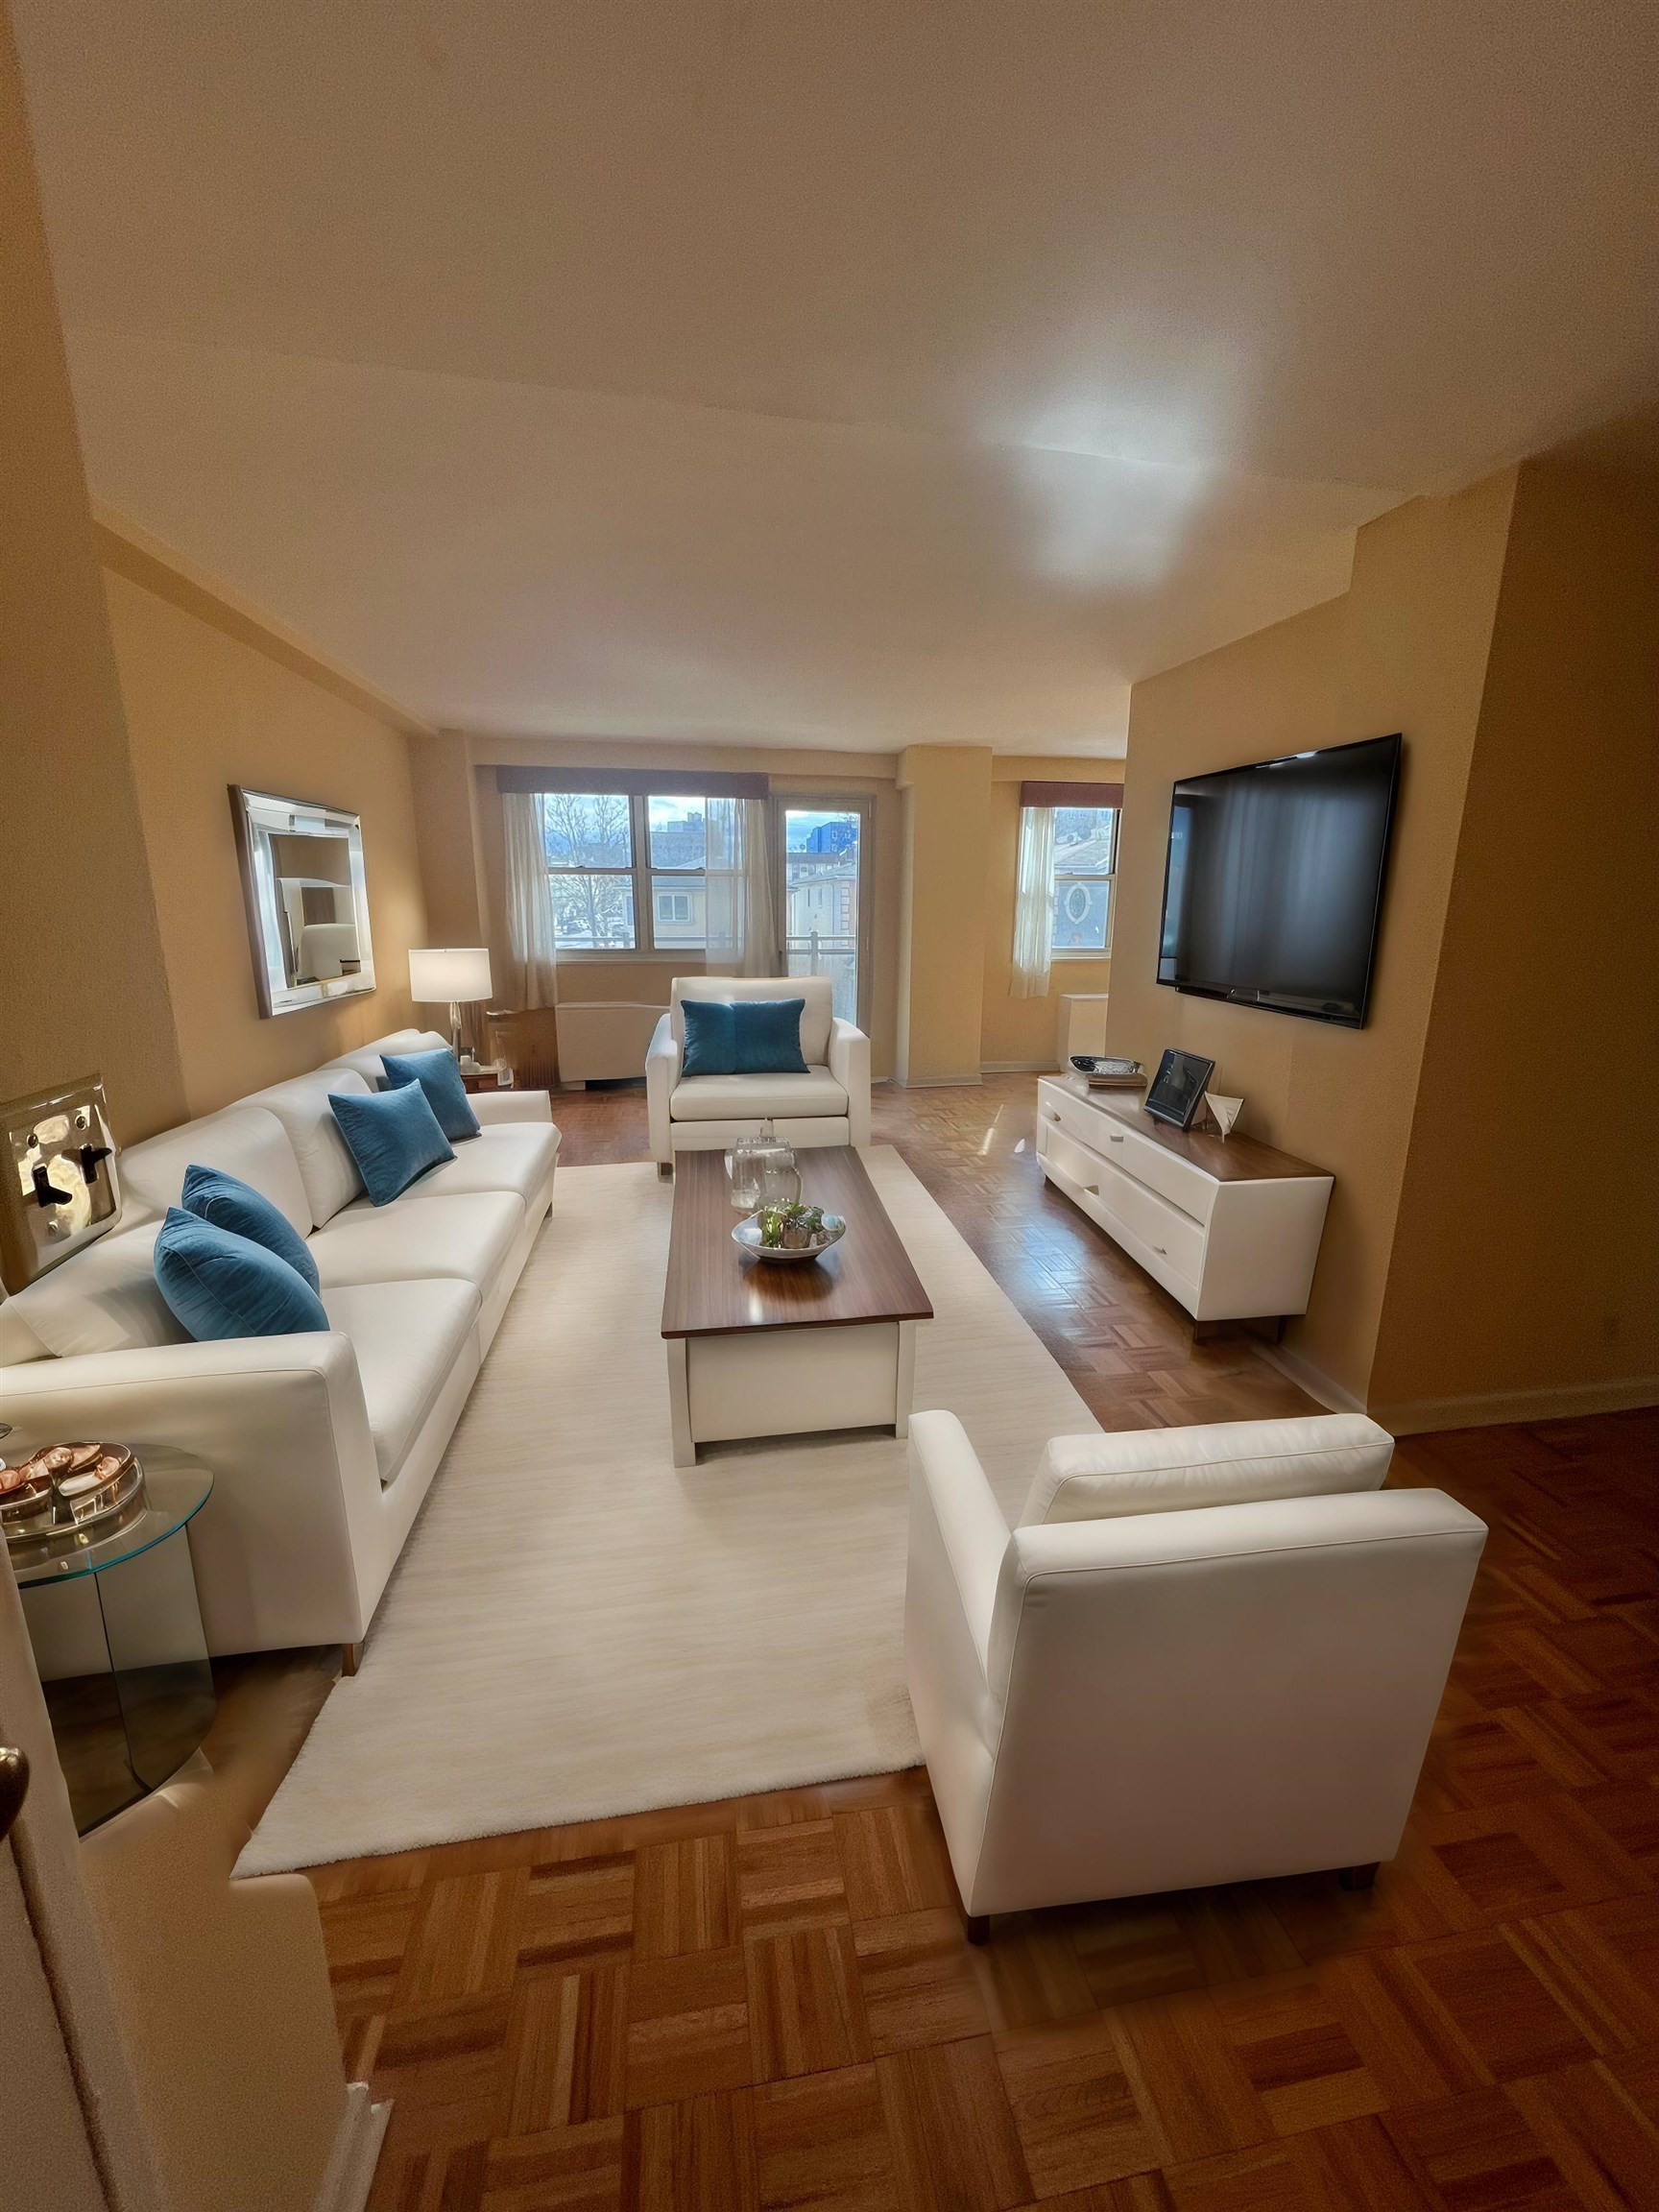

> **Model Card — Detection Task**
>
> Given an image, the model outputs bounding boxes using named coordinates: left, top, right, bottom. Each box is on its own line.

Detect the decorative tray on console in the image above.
left=0, top=1439, right=147, bottom=1568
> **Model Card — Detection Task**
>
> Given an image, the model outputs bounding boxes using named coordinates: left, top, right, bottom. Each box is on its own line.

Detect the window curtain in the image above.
left=1011, top=805, right=1056, bottom=998
left=502, top=790, right=560, bottom=1007
left=704, top=795, right=778, bottom=976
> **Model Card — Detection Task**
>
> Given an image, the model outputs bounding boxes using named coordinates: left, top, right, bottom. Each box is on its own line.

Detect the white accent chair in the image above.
left=905, top=1410, right=1485, bottom=1937
left=647, top=975, right=871, bottom=1171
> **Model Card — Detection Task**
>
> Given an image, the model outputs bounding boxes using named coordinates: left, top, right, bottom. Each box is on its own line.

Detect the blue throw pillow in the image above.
left=382, top=1047, right=481, bottom=1142
left=733, top=998, right=808, bottom=1074
left=328, top=1083, right=454, bottom=1207
left=681, top=998, right=810, bottom=1078
left=681, top=998, right=737, bottom=1078
left=180, top=1163, right=320, bottom=1290
left=154, top=1208, right=328, bottom=1341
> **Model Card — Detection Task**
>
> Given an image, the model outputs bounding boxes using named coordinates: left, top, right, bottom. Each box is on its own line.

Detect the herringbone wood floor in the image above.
left=311, top=1079, right=1659, bottom=2210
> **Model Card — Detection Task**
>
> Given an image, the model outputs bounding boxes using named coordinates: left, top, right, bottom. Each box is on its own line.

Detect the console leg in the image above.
left=1338, top=1863, right=1379, bottom=1892
left=341, top=1643, right=362, bottom=1678
left=965, top=1914, right=990, bottom=1946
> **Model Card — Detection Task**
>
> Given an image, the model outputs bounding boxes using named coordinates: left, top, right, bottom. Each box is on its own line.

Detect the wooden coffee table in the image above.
left=661, top=1149, right=933, bottom=1466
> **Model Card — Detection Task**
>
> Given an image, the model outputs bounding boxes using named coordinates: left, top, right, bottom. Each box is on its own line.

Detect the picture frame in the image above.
left=1143, top=1047, right=1216, bottom=1131
left=229, top=785, right=377, bottom=1019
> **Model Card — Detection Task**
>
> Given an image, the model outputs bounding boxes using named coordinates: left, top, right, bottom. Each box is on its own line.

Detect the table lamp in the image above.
left=409, top=948, right=493, bottom=1062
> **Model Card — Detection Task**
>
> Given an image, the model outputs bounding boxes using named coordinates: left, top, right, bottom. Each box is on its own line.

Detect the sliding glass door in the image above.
left=774, top=800, right=871, bottom=1033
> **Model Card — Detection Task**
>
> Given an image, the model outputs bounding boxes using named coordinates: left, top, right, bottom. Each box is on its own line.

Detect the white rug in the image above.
left=237, top=1147, right=1098, bottom=1874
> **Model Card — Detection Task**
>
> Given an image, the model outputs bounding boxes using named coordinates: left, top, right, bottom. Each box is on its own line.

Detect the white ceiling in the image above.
left=15, top=1, right=1659, bottom=752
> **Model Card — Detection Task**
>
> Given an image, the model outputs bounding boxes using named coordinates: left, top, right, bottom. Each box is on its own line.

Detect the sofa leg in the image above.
left=657, top=1161, right=674, bottom=1181
left=341, top=1642, right=362, bottom=1678
left=965, top=1914, right=990, bottom=1946
left=1338, top=1862, right=1379, bottom=1892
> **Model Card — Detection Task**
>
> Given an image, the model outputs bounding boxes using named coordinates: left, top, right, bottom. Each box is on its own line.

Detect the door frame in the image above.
left=769, top=792, right=876, bottom=1037
left=0, top=1565, right=165, bottom=2212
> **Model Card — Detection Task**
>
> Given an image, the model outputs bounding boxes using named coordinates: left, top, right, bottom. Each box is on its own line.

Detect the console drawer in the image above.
left=1038, top=1120, right=1110, bottom=1198
left=1038, top=1085, right=1110, bottom=1159
left=1093, top=1156, right=1208, bottom=1284
left=1038, top=1082, right=1213, bottom=1226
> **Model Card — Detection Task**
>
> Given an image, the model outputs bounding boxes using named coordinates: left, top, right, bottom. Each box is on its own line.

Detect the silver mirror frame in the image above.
left=228, top=785, right=377, bottom=1018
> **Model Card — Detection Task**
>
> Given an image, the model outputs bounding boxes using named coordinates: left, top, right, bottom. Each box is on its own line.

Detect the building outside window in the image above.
left=541, top=792, right=709, bottom=950
left=1050, top=805, right=1118, bottom=954
left=780, top=805, right=865, bottom=1022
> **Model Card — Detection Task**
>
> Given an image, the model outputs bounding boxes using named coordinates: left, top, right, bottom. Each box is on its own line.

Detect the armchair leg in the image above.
left=1338, top=1863, right=1379, bottom=1892
left=965, top=1914, right=990, bottom=1946
left=341, top=1643, right=362, bottom=1678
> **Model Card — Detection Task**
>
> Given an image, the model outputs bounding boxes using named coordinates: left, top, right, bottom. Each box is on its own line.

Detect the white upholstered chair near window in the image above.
left=905, top=1410, right=1485, bottom=1939
left=646, top=974, right=871, bottom=1171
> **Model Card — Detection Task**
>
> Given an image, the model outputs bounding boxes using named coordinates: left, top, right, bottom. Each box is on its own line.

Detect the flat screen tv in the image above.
left=1157, top=733, right=1401, bottom=1027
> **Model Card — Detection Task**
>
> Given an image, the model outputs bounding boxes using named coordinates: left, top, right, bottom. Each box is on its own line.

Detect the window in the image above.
left=1050, top=805, right=1118, bottom=954
left=541, top=792, right=709, bottom=951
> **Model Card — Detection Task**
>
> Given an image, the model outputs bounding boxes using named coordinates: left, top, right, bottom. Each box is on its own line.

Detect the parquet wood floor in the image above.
left=310, top=1078, right=1659, bottom=2209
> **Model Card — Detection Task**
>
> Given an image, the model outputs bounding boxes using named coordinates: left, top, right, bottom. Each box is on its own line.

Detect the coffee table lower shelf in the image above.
left=665, top=1317, right=919, bottom=1468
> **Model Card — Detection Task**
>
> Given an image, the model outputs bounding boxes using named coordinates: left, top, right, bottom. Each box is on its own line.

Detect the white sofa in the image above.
left=0, top=1030, right=558, bottom=1662
left=905, top=1410, right=1485, bottom=1935
left=646, top=975, right=871, bottom=1170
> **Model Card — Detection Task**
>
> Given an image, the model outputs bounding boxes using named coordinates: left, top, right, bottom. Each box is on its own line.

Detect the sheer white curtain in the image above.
left=1011, top=805, right=1056, bottom=998
left=704, top=796, right=778, bottom=976
left=502, top=790, right=559, bottom=1007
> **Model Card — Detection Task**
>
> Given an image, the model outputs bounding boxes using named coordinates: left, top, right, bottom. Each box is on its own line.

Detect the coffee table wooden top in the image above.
left=661, top=1148, right=934, bottom=1339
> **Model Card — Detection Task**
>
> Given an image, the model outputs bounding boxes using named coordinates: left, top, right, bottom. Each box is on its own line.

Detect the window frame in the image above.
left=1049, top=805, right=1118, bottom=961
left=540, top=790, right=724, bottom=958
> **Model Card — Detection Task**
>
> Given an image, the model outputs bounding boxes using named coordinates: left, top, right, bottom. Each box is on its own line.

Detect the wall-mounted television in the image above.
left=1156, top=733, right=1401, bottom=1028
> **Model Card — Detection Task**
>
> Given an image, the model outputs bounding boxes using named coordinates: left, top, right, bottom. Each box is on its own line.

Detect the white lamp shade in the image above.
left=409, top=947, right=493, bottom=1004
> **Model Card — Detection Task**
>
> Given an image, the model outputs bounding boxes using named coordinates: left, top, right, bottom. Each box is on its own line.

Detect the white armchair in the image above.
left=905, top=1410, right=1485, bottom=1937
left=647, top=974, right=871, bottom=1170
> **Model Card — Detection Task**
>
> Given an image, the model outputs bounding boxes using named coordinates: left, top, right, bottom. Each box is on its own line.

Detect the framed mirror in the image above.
left=229, top=786, right=377, bottom=1018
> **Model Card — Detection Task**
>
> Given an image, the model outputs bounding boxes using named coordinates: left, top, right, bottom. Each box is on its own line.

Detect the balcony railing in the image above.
left=783, top=932, right=858, bottom=1024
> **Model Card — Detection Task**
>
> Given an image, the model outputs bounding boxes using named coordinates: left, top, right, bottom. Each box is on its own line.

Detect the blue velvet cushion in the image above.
left=733, top=998, right=808, bottom=1075
left=154, top=1207, right=328, bottom=1341
left=180, top=1162, right=320, bottom=1290
left=382, top=1047, right=481, bottom=1142
left=681, top=998, right=809, bottom=1078
left=681, top=998, right=737, bottom=1078
left=328, top=1083, right=455, bottom=1207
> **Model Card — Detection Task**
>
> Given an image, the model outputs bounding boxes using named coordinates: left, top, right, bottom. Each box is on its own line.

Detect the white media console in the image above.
left=1036, top=1074, right=1333, bottom=1326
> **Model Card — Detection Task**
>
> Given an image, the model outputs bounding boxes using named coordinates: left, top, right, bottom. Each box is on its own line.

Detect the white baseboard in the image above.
left=892, top=1071, right=984, bottom=1089
left=1260, top=1341, right=1659, bottom=1437
left=312, top=2081, right=392, bottom=2212
left=1257, top=1341, right=1368, bottom=1417
left=1370, top=1373, right=1659, bottom=1437
left=980, top=1060, right=1062, bottom=1074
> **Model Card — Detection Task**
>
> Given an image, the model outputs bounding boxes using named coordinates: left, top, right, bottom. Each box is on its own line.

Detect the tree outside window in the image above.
left=540, top=792, right=712, bottom=951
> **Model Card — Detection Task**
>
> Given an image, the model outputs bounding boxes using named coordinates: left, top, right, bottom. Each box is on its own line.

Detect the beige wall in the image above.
left=1370, top=456, right=1659, bottom=1422
left=979, top=759, right=1114, bottom=1071
left=1109, top=470, right=1518, bottom=1408
left=0, top=11, right=186, bottom=1143
left=410, top=727, right=487, bottom=945
left=102, top=560, right=430, bottom=1118
left=894, top=747, right=994, bottom=1085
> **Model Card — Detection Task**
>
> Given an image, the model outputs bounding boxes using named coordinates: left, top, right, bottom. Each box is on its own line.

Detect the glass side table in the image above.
left=11, top=1447, right=216, bottom=1835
